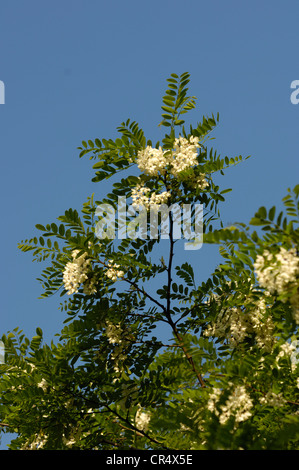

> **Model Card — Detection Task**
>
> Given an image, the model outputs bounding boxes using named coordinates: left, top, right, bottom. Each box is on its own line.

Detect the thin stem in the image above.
left=166, top=210, right=174, bottom=317
left=165, top=310, right=206, bottom=387
left=105, top=405, right=169, bottom=449
left=164, top=207, right=206, bottom=388
left=124, top=278, right=167, bottom=313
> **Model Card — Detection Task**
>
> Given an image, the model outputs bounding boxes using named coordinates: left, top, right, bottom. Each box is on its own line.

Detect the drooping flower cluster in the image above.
left=131, top=184, right=171, bottom=210
left=254, top=247, right=299, bottom=294
left=105, top=321, right=131, bottom=376
left=207, top=384, right=253, bottom=425
left=276, top=340, right=299, bottom=371
left=259, top=391, right=286, bottom=407
left=104, top=261, right=125, bottom=282
left=135, top=408, right=151, bottom=432
left=204, top=297, right=275, bottom=352
left=63, top=250, right=96, bottom=295
left=105, top=321, right=123, bottom=344
left=254, top=246, right=299, bottom=323
left=37, top=378, right=48, bottom=392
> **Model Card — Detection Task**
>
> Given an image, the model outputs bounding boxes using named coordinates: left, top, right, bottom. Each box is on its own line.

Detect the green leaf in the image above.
left=257, top=206, right=267, bottom=219
left=268, top=206, right=276, bottom=221
left=293, top=184, right=299, bottom=196
left=59, top=224, right=65, bottom=236
left=36, top=327, right=43, bottom=337
left=51, top=223, right=58, bottom=233
left=250, top=217, right=264, bottom=226
left=161, top=105, right=174, bottom=114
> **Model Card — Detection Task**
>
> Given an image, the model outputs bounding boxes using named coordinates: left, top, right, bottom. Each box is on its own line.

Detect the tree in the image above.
left=1, top=72, right=298, bottom=450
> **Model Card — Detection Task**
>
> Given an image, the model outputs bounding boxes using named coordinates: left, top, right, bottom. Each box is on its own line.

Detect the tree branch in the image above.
left=124, top=278, right=167, bottom=313
left=164, top=208, right=206, bottom=388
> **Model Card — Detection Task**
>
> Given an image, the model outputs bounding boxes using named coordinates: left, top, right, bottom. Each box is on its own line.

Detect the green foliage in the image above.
left=1, top=73, right=298, bottom=450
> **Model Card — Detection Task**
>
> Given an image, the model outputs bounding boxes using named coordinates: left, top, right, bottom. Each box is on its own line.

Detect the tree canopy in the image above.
left=1, top=72, right=298, bottom=450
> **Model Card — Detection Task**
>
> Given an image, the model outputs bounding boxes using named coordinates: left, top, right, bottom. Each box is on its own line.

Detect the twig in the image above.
left=164, top=209, right=206, bottom=388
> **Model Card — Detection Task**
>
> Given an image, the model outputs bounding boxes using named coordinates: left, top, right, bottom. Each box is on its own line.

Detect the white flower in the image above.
left=131, top=183, right=171, bottom=211
left=254, top=247, right=299, bottom=295
left=37, top=378, right=48, bottom=392
left=22, top=433, right=48, bottom=450
left=254, top=247, right=299, bottom=324
left=204, top=298, right=275, bottom=352
left=170, top=136, right=200, bottom=176
left=136, top=136, right=204, bottom=182
left=137, top=146, right=168, bottom=176
left=259, top=391, right=286, bottom=407
left=207, top=385, right=253, bottom=425
left=135, top=408, right=151, bottom=432
left=277, top=340, right=299, bottom=371
left=131, top=184, right=151, bottom=207
left=63, top=250, right=92, bottom=295
left=105, top=260, right=125, bottom=282
left=106, top=322, right=123, bottom=344
left=207, top=387, right=222, bottom=414
left=187, top=173, right=209, bottom=191
left=220, top=385, right=253, bottom=424
left=105, top=322, right=132, bottom=376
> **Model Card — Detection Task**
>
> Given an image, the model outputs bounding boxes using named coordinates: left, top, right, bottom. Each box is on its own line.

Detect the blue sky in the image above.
left=0, top=0, right=299, bottom=449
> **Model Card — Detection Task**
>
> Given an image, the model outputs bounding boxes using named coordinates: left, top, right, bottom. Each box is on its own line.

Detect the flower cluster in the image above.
left=131, top=184, right=171, bottom=210
left=105, top=321, right=123, bottom=344
left=254, top=247, right=299, bottom=323
left=276, top=340, right=299, bottom=371
left=105, top=261, right=125, bottom=282
left=21, top=433, right=48, bottom=450
left=105, top=321, right=131, bottom=376
left=136, top=136, right=201, bottom=177
left=185, top=172, right=209, bottom=191
left=204, top=298, right=275, bottom=352
left=136, top=146, right=166, bottom=176
left=207, top=385, right=253, bottom=425
left=136, top=136, right=207, bottom=182
left=170, top=135, right=201, bottom=176
left=63, top=250, right=96, bottom=295
left=254, top=247, right=299, bottom=294
left=37, top=378, right=48, bottom=392
left=135, top=408, right=151, bottom=432
left=259, top=391, right=286, bottom=407
left=132, top=136, right=208, bottom=210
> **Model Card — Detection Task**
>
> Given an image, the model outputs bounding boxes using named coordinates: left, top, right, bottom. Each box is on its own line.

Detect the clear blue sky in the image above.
left=0, top=0, right=299, bottom=449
